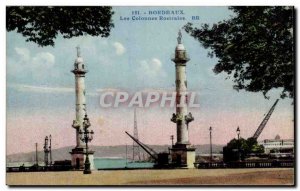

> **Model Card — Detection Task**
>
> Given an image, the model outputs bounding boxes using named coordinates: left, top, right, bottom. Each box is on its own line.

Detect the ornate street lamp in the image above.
left=79, top=114, right=94, bottom=174
left=236, top=126, right=241, bottom=161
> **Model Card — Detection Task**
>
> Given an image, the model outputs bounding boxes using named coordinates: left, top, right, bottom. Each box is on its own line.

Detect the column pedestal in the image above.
left=70, top=147, right=95, bottom=170
left=170, top=144, right=196, bottom=168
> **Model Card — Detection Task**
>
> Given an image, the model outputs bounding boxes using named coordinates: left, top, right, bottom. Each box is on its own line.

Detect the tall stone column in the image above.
left=170, top=30, right=196, bottom=168
left=70, top=47, right=94, bottom=170
left=72, top=46, right=87, bottom=148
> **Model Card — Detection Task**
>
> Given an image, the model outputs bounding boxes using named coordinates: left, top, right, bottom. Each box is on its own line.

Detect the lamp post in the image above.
left=209, top=126, right=213, bottom=162
left=170, top=135, right=174, bottom=146
left=79, top=114, right=94, bottom=174
left=236, top=126, right=241, bottom=162
left=43, top=136, right=49, bottom=167
left=35, top=143, right=38, bottom=167
left=49, top=134, right=52, bottom=165
left=125, top=143, right=128, bottom=167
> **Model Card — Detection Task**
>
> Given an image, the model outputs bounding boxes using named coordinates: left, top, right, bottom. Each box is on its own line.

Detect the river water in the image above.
left=95, top=158, right=154, bottom=169
left=7, top=158, right=154, bottom=169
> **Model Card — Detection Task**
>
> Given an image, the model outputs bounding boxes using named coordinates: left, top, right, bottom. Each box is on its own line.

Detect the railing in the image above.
left=194, top=160, right=294, bottom=169
left=6, top=164, right=73, bottom=172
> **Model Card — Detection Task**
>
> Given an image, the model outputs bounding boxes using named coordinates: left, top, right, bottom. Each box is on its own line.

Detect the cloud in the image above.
left=8, top=47, right=56, bottom=79
left=112, top=42, right=125, bottom=55
left=14, top=47, right=55, bottom=68
left=140, top=88, right=173, bottom=94
left=15, top=47, right=30, bottom=61
left=137, top=58, right=166, bottom=80
left=7, top=83, right=101, bottom=97
left=96, top=88, right=121, bottom=93
left=7, top=84, right=100, bottom=97
left=32, top=52, right=55, bottom=68
left=8, top=83, right=74, bottom=94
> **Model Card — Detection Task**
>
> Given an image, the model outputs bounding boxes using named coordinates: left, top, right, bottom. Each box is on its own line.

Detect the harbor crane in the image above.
left=125, top=131, right=171, bottom=168
left=252, top=99, right=279, bottom=140
left=125, top=131, right=158, bottom=161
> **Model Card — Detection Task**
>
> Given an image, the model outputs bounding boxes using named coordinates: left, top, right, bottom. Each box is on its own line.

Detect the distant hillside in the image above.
left=7, top=144, right=224, bottom=163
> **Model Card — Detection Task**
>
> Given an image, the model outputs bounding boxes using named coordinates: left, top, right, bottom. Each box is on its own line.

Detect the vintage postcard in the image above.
left=6, top=6, right=294, bottom=186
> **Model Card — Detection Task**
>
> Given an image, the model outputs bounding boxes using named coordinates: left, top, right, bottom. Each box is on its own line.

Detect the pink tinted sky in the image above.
left=7, top=106, right=294, bottom=155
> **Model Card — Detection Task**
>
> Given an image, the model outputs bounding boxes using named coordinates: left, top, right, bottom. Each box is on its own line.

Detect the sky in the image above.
left=6, top=6, right=294, bottom=155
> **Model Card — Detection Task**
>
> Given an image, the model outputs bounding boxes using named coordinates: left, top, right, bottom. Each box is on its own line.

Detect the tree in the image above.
left=6, top=6, right=114, bottom=47
left=184, top=6, right=294, bottom=99
left=246, top=137, right=264, bottom=154
left=223, top=137, right=264, bottom=162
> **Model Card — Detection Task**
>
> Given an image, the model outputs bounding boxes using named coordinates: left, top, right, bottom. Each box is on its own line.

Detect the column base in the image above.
left=170, top=144, right=196, bottom=168
left=70, top=147, right=95, bottom=170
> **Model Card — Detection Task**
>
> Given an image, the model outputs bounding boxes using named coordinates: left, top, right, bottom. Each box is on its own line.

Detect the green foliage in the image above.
left=246, top=137, right=264, bottom=153
left=227, top=138, right=247, bottom=151
left=6, top=6, right=114, bottom=46
left=226, top=137, right=264, bottom=156
left=184, top=6, right=294, bottom=99
left=246, top=137, right=258, bottom=148
left=251, top=144, right=264, bottom=153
